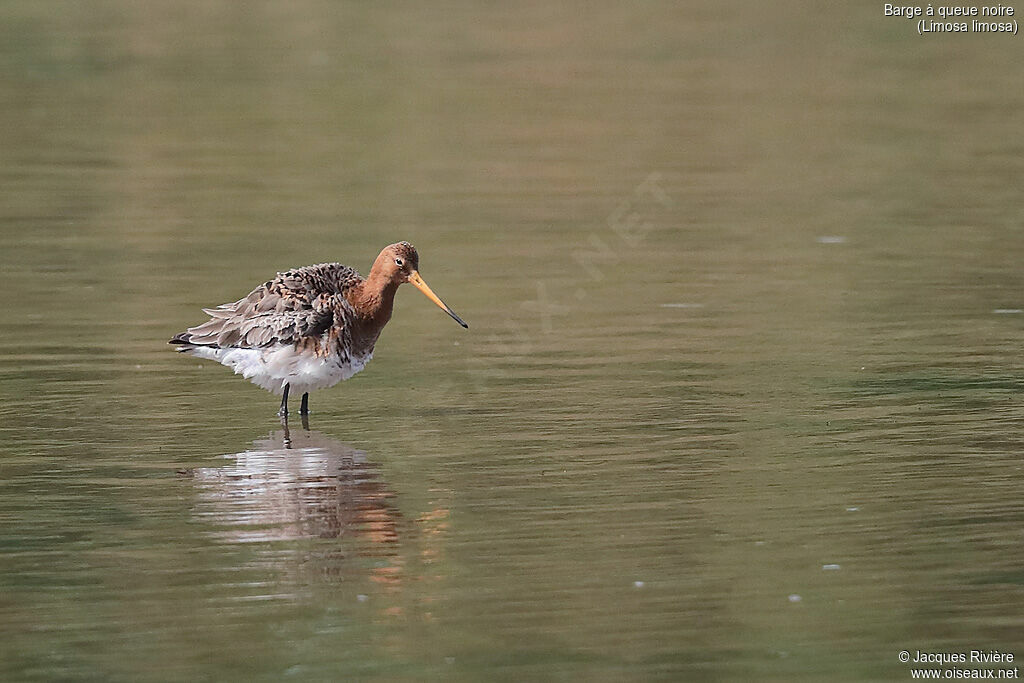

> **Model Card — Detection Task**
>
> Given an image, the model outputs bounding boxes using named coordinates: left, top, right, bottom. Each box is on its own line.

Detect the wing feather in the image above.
left=172, top=263, right=361, bottom=349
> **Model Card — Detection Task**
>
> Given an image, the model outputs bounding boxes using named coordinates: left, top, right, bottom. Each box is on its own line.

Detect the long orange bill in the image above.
left=409, top=271, right=469, bottom=328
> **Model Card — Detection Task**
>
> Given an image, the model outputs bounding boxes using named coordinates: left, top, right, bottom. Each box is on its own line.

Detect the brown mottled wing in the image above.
left=173, top=263, right=361, bottom=349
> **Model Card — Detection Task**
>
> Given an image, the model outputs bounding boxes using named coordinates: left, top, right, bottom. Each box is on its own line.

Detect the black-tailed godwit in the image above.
left=170, top=242, right=467, bottom=416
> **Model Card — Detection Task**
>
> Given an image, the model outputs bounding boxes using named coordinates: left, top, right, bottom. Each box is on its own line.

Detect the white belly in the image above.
left=187, top=344, right=371, bottom=395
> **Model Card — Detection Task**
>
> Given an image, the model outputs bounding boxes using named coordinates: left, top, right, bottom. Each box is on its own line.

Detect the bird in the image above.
left=169, top=241, right=467, bottom=417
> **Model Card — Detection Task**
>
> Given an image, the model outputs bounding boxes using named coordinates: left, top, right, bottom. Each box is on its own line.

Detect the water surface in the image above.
left=2, top=2, right=1023, bottom=681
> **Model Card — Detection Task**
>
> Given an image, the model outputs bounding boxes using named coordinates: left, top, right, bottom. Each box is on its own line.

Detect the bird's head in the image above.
left=373, top=242, right=468, bottom=328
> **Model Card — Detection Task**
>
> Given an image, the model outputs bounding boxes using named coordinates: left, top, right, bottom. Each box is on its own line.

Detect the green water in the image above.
left=2, top=3, right=1023, bottom=681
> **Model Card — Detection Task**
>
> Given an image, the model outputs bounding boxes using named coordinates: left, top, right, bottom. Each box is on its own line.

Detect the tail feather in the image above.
left=171, top=331, right=228, bottom=354
left=170, top=332, right=216, bottom=353
left=169, top=332, right=192, bottom=346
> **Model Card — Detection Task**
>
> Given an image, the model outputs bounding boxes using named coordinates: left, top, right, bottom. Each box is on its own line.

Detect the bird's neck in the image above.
left=351, top=273, right=398, bottom=332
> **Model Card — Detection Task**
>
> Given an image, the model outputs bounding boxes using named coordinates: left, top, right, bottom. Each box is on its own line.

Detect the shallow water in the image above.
left=2, top=2, right=1024, bottom=681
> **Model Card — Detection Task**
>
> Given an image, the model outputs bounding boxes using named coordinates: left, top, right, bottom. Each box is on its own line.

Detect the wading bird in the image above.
left=170, top=242, right=467, bottom=416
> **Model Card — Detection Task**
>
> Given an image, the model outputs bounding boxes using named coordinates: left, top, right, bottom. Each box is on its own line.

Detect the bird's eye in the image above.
left=395, top=258, right=404, bottom=267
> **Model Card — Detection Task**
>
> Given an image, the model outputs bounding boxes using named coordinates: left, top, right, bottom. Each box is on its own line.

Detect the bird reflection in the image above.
left=185, top=421, right=453, bottom=620
left=187, top=421, right=402, bottom=580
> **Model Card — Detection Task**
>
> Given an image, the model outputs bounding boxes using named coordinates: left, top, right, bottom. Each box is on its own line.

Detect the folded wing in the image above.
left=172, top=284, right=339, bottom=350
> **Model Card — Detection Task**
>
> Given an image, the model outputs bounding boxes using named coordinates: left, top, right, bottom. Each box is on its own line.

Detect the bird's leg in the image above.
left=300, top=392, right=309, bottom=416
left=300, top=412, right=310, bottom=431
left=278, top=383, right=290, bottom=417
